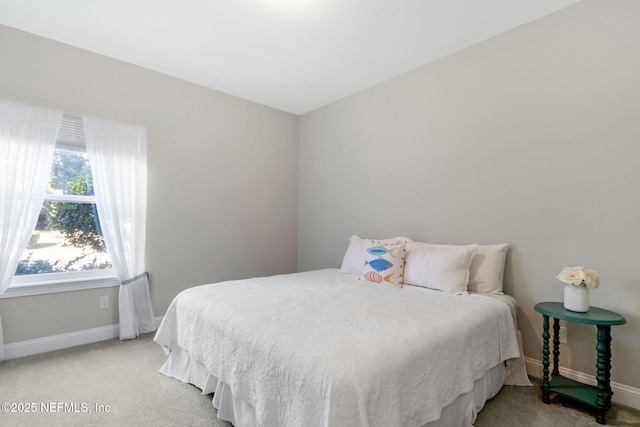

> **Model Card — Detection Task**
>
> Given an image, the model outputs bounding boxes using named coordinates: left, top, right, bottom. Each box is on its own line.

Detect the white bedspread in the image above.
left=155, top=269, right=521, bottom=427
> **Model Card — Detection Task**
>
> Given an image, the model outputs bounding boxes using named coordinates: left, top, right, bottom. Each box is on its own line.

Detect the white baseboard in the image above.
left=2, top=316, right=164, bottom=361
left=525, top=356, right=640, bottom=410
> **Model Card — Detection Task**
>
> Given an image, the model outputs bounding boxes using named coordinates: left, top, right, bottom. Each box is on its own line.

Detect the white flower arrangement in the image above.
left=557, top=266, right=600, bottom=289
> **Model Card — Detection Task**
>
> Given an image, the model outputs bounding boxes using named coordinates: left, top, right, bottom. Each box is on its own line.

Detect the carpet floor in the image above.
left=0, top=333, right=638, bottom=426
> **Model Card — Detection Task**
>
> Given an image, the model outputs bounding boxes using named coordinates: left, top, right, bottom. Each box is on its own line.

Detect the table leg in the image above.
left=604, top=326, right=613, bottom=408
left=542, top=314, right=551, bottom=404
left=552, top=318, right=560, bottom=376
left=595, top=325, right=612, bottom=424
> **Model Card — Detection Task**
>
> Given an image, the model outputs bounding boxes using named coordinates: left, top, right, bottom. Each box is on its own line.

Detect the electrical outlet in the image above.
left=559, top=326, right=567, bottom=343
left=100, top=296, right=109, bottom=309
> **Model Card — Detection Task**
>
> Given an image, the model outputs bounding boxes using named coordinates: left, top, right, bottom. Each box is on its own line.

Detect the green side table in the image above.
left=534, top=302, right=626, bottom=424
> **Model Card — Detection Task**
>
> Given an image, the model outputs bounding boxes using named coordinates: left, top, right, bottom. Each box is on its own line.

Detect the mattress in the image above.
left=155, top=269, right=527, bottom=426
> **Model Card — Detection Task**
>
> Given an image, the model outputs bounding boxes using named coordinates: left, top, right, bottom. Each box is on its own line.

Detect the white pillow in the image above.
left=404, top=242, right=478, bottom=294
left=467, top=244, right=509, bottom=294
left=339, top=235, right=410, bottom=275
left=360, top=242, right=406, bottom=286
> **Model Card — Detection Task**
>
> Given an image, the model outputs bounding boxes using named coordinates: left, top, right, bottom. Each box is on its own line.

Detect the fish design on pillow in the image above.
left=367, top=257, right=393, bottom=272
left=363, top=271, right=395, bottom=283
left=366, top=245, right=399, bottom=272
left=366, top=246, right=401, bottom=257
left=367, top=246, right=389, bottom=256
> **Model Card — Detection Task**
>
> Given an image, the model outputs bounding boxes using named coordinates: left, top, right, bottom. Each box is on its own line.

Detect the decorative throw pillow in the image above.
left=403, top=242, right=478, bottom=294
left=467, top=244, right=509, bottom=294
left=360, top=242, right=406, bottom=286
left=339, top=235, right=410, bottom=275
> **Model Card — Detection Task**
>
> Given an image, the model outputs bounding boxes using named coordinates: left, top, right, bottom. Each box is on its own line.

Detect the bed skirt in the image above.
left=159, top=342, right=507, bottom=427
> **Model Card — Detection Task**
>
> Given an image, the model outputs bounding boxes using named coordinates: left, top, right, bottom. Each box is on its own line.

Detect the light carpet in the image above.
left=0, top=333, right=638, bottom=426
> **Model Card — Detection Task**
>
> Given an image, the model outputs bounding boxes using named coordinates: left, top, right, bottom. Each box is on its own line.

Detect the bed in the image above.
left=155, top=241, right=533, bottom=425
left=155, top=238, right=530, bottom=426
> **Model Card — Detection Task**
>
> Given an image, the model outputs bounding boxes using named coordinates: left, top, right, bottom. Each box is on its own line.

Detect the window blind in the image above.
left=55, top=113, right=85, bottom=152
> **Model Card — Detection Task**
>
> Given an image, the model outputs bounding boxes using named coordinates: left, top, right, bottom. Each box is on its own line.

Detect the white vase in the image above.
left=564, top=283, right=590, bottom=312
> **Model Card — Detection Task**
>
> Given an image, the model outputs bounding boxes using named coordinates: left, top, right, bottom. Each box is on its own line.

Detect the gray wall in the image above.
left=0, top=25, right=299, bottom=344
left=298, top=0, right=640, bottom=389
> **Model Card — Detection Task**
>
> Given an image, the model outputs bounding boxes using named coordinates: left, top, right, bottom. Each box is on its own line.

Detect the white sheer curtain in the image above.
left=83, top=116, right=155, bottom=340
left=0, top=100, right=62, bottom=360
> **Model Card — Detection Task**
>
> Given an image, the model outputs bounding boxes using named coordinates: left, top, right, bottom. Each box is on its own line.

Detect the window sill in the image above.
left=1, top=273, right=120, bottom=299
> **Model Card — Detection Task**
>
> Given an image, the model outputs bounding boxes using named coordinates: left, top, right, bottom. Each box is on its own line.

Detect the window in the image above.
left=8, top=115, right=117, bottom=295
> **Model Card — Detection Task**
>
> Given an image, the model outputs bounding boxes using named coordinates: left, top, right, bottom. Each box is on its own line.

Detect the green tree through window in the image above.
left=16, top=148, right=112, bottom=276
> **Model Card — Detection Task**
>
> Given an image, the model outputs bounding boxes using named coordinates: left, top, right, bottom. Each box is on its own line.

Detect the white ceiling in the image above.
left=0, top=0, right=581, bottom=115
